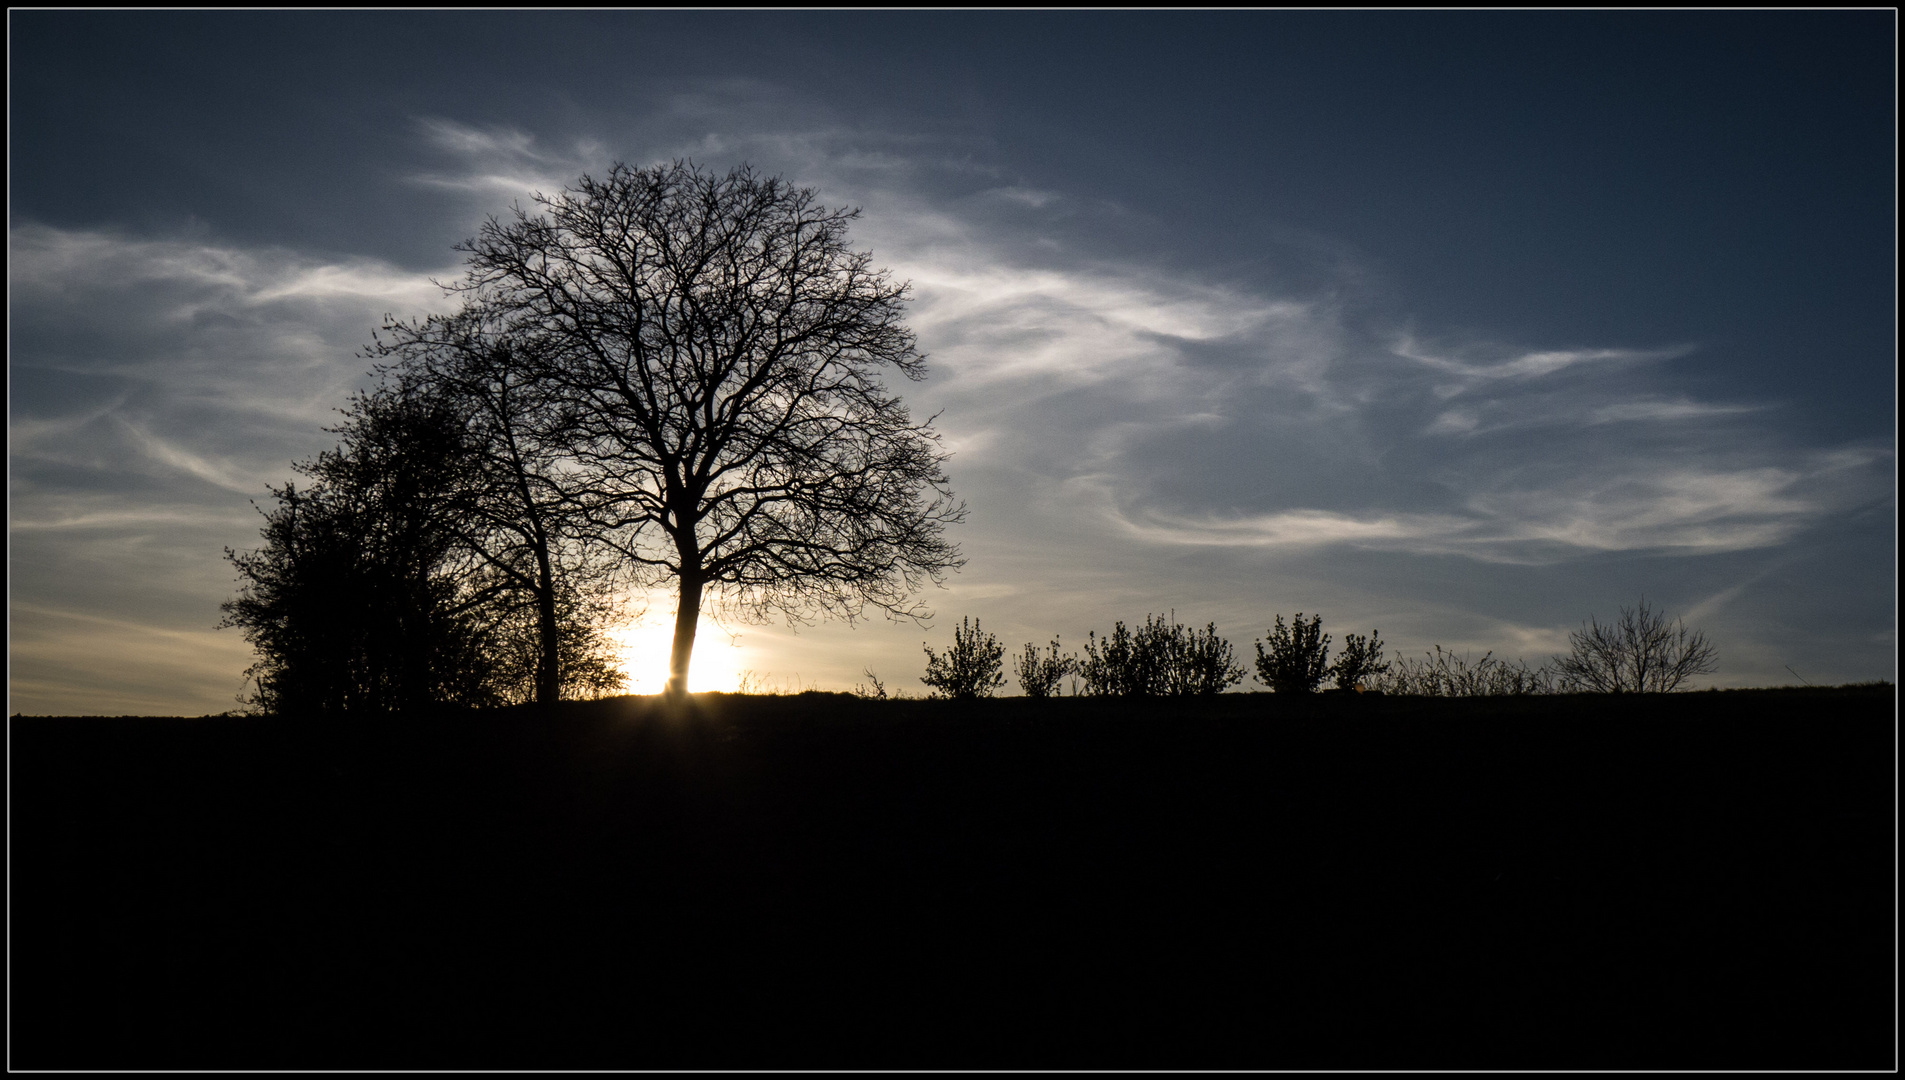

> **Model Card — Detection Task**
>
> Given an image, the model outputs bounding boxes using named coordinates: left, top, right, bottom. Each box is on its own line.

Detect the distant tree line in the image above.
left=904, top=599, right=1718, bottom=700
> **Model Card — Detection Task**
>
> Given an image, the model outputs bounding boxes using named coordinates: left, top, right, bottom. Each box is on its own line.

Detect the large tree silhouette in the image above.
left=458, top=161, right=964, bottom=696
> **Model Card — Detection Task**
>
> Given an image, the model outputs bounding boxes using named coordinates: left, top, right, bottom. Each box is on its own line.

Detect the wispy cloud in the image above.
left=110, top=417, right=261, bottom=494
left=1681, top=553, right=1808, bottom=625
left=8, top=507, right=258, bottom=532
left=1112, top=505, right=1476, bottom=550
left=901, top=263, right=1315, bottom=396
left=1393, top=337, right=1695, bottom=386
left=406, top=117, right=613, bottom=203
left=9, top=222, right=452, bottom=429
left=1583, top=399, right=1765, bottom=425
left=1108, top=446, right=1887, bottom=563
left=8, top=224, right=457, bottom=570
left=1424, top=394, right=1766, bottom=439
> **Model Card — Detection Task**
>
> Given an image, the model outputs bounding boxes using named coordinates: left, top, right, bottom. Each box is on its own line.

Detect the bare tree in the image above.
left=458, top=161, right=965, bottom=696
left=370, top=307, right=625, bottom=705
left=1554, top=598, right=1719, bottom=693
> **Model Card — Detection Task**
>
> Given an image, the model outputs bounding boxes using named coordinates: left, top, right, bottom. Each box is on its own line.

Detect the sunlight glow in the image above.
left=608, top=616, right=751, bottom=694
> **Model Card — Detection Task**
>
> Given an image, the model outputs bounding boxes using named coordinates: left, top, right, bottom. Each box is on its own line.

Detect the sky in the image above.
left=8, top=11, right=1896, bottom=714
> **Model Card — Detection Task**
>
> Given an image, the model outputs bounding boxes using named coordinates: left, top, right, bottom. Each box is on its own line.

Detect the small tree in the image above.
left=1555, top=598, right=1718, bottom=693
left=921, top=616, right=1006, bottom=699
left=1255, top=613, right=1332, bottom=693
left=1330, top=629, right=1390, bottom=691
left=1016, top=637, right=1076, bottom=697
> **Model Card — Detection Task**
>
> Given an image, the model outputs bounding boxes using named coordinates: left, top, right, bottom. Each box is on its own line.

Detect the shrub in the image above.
left=1165, top=620, right=1249, bottom=696
left=1374, top=646, right=1556, bottom=696
left=1254, top=614, right=1332, bottom=693
left=1080, top=620, right=1151, bottom=697
left=1330, top=629, right=1390, bottom=691
left=1015, top=638, right=1076, bottom=697
left=1078, top=613, right=1245, bottom=697
left=920, top=616, right=1006, bottom=699
left=1554, top=598, right=1718, bottom=693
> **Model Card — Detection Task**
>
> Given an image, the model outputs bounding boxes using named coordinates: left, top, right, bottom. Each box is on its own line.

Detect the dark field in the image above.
left=10, top=686, right=1896, bottom=1069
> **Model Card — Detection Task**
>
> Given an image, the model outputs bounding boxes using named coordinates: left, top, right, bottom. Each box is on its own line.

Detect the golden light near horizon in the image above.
left=607, top=616, right=753, bottom=694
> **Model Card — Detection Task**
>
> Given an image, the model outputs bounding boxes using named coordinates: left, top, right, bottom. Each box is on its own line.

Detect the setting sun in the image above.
left=607, top=617, right=752, bottom=694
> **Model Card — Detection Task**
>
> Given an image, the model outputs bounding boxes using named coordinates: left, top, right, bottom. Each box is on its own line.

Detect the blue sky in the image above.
left=9, top=11, right=1895, bottom=712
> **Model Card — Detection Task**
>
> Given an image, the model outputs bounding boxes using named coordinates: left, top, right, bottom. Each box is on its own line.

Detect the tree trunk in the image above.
left=535, top=589, right=561, bottom=706
left=533, top=539, right=560, bottom=706
left=665, top=574, right=703, bottom=699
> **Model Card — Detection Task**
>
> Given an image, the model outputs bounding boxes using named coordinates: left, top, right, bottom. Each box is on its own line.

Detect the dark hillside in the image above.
left=10, top=686, right=1895, bottom=1069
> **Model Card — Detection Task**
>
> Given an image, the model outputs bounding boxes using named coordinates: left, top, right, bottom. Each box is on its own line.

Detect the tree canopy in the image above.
left=454, top=160, right=965, bottom=696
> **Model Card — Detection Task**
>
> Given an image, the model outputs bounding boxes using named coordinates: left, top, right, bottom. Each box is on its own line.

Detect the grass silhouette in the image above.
left=10, top=685, right=1893, bottom=1069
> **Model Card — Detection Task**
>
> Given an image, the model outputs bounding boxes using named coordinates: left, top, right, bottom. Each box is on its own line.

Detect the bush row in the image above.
left=905, top=599, right=1717, bottom=699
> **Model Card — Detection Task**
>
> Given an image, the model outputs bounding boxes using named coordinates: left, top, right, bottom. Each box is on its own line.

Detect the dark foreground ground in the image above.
left=10, top=686, right=1896, bottom=1069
